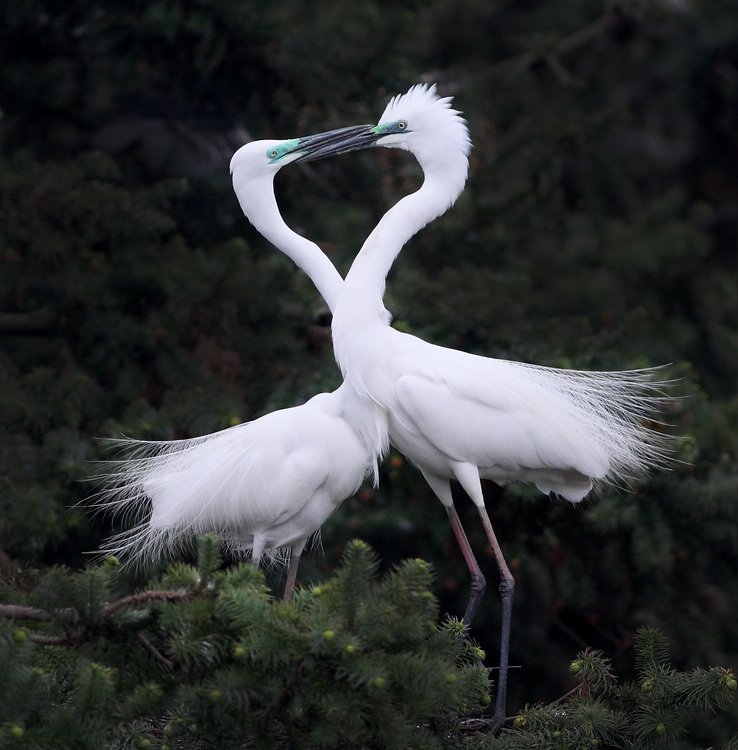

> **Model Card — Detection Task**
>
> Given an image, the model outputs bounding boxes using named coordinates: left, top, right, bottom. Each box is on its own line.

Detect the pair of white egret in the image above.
left=98, top=85, right=671, bottom=728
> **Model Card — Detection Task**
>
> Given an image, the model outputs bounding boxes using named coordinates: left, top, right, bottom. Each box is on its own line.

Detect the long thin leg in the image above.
left=420, top=469, right=486, bottom=624
left=282, top=554, right=300, bottom=602
left=452, top=462, right=514, bottom=733
left=282, top=540, right=307, bottom=602
left=476, top=504, right=514, bottom=732
left=444, top=505, right=486, bottom=625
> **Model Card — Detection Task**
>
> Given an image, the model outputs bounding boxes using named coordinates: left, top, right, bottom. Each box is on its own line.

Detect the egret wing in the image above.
left=393, top=358, right=610, bottom=478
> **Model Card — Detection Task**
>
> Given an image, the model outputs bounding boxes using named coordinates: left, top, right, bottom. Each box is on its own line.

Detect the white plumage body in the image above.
left=337, top=321, right=667, bottom=501
left=98, top=384, right=372, bottom=567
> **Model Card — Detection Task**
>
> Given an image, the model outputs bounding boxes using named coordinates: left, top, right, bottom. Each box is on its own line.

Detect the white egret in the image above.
left=97, top=384, right=374, bottom=601
left=95, top=126, right=391, bottom=600
left=324, top=84, right=673, bottom=729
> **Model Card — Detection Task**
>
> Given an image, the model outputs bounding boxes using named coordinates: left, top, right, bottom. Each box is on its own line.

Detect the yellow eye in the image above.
left=268, top=149, right=279, bottom=158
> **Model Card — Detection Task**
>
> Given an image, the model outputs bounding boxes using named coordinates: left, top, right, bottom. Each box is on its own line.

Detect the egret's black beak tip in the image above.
left=292, top=124, right=379, bottom=164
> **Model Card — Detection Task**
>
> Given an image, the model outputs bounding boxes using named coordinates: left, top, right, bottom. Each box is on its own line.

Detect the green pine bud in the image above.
left=641, top=680, right=653, bottom=692
left=209, top=690, right=221, bottom=702
left=481, top=694, right=491, bottom=706
left=374, top=677, right=385, bottom=688
left=234, top=646, right=245, bottom=658
left=345, top=644, right=356, bottom=654
left=13, top=629, right=26, bottom=644
left=11, top=725, right=23, bottom=739
left=655, top=722, right=666, bottom=735
left=323, top=630, right=335, bottom=641
left=570, top=660, right=584, bottom=674
left=726, top=675, right=737, bottom=691
left=445, top=673, right=457, bottom=684
left=139, top=740, right=152, bottom=749
left=313, top=586, right=322, bottom=596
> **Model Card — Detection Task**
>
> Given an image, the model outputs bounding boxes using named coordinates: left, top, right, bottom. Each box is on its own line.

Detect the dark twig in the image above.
left=137, top=632, right=176, bottom=670
left=483, top=13, right=617, bottom=85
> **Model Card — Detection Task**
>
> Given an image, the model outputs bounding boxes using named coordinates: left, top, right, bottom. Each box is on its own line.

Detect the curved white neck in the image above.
left=236, top=179, right=343, bottom=312
left=335, top=169, right=462, bottom=326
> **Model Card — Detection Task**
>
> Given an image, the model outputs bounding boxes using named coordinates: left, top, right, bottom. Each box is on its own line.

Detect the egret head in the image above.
left=377, top=85, right=470, bottom=150
left=290, top=84, right=471, bottom=200
left=372, top=84, right=471, bottom=190
left=230, top=124, right=378, bottom=230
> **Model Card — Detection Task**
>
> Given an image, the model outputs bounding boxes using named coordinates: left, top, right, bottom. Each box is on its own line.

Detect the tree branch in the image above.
left=98, top=589, right=195, bottom=623
left=0, top=603, right=78, bottom=622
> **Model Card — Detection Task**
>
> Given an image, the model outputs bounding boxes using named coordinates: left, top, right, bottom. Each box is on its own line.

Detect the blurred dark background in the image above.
left=1, top=0, right=736, bottom=742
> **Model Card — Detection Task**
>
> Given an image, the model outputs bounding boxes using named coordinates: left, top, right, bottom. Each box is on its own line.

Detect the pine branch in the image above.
left=98, top=589, right=196, bottom=623
left=1, top=590, right=196, bottom=649
left=0, top=603, right=78, bottom=622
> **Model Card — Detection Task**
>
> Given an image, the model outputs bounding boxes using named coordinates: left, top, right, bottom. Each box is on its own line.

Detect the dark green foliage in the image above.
left=0, top=0, right=736, bottom=746
left=483, top=628, right=737, bottom=750
left=0, top=625, right=120, bottom=749
left=0, top=537, right=490, bottom=749
left=1, top=550, right=734, bottom=750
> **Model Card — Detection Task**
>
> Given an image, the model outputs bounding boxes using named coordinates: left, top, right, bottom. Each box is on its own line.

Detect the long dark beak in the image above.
left=291, top=124, right=380, bottom=163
